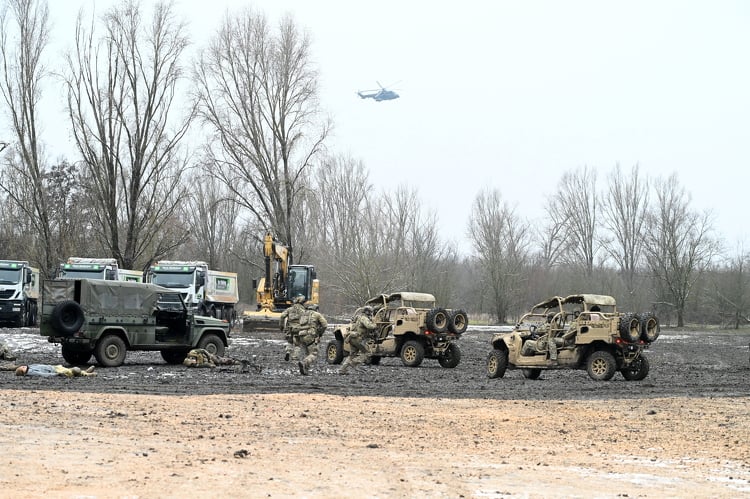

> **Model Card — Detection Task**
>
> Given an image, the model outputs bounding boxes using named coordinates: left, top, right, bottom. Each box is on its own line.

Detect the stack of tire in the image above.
left=618, top=312, right=659, bottom=343
left=425, top=308, right=469, bottom=335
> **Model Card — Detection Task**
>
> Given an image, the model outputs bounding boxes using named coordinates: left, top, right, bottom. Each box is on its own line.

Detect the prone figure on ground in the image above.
left=183, top=348, right=262, bottom=373
left=15, top=364, right=96, bottom=377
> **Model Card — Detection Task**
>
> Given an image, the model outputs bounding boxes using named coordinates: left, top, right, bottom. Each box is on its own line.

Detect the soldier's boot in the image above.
left=85, top=365, right=95, bottom=374
left=284, top=352, right=290, bottom=361
left=298, top=361, right=309, bottom=376
left=339, top=358, right=351, bottom=375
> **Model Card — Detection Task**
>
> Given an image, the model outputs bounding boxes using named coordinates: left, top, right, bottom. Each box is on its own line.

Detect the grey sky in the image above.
left=43, top=0, right=750, bottom=255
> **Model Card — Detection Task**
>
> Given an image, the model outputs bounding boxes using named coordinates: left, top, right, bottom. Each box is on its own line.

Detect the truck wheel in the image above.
left=621, top=355, right=650, bottom=381
left=95, top=335, right=127, bottom=367
left=586, top=350, right=617, bottom=381
left=400, top=340, right=425, bottom=367
left=448, top=309, right=469, bottom=334
left=14, top=306, right=27, bottom=328
left=161, top=349, right=189, bottom=364
left=326, top=339, right=344, bottom=365
left=618, top=313, right=641, bottom=342
left=197, top=333, right=225, bottom=357
left=28, top=302, right=38, bottom=327
left=522, top=368, right=542, bottom=380
left=438, top=342, right=462, bottom=368
left=61, top=344, right=92, bottom=365
left=640, top=313, right=660, bottom=342
left=486, top=349, right=508, bottom=378
left=425, top=308, right=449, bottom=333
left=50, top=300, right=85, bottom=335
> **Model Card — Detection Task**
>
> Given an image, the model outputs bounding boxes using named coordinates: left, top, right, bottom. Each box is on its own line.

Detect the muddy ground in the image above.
left=0, top=325, right=749, bottom=497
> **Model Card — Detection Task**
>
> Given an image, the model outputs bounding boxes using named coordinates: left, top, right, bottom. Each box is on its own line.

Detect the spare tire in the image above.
left=640, top=312, right=660, bottom=342
left=448, top=309, right=469, bottom=334
left=425, top=307, right=449, bottom=333
left=50, top=300, right=85, bottom=335
left=618, top=313, right=641, bottom=342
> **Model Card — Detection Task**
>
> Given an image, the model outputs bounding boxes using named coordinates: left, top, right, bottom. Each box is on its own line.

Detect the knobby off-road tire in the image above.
left=448, top=309, right=469, bottom=335
left=161, top=349, right=189, bottom=365
left=640, top=313, right=660, bottom=342
left=95, top=335, right=128, bottom=367
left=400, top=340, right=425, bottom=367
left=437, top=342, right=462, bottom=368
left=522, top=368, right=542, bottom=380
left=586, top=350, right=617, bottom=381
left=486, top=349, right=508, bottom=378
left=425, top=308, right=449, bottom=333
left=326, top=339, right=344, bottom=364
left=618, top=313, right=641, bottom=342
left=621, top=355, right=650, bottom=381
left=197, top=333, right=225, bottom=357
left=50, top=300, right=85, bottom=335
left=61, top=344, right=92, bottom=365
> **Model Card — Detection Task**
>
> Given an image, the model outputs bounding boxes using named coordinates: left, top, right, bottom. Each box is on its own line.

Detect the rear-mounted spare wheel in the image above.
left=50, top=300, right=85, bottom=335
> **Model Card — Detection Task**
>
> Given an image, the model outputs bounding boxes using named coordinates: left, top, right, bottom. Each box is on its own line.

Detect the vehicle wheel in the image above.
left=368, top=356, right=381, bottom=366
left=522, top=368, right=542, bottom=380
left=161, top=349, right=189, bottom=365
left=326, top=339, right=344, bottom=364
left=425, top=308, right=449, bottom=333
left=586, top=350, right=617, bottom=381
left=400, top=340, right=425, bottom=367
left=486, top=349, right=508, bottom=378
left=197, top=333, right=225, bottom=357
left=61, top=344, right=92, bottom=365
left=15, top=306, right=27, bottom=328
left=50, top=300, right=85, bottom=335
left=28, top=302, right=38, bottom=327
left=448, top=309, right=469, bottom=334
left=640, top=313, right=660, bottom=342
left=621, top=355, right=650, bottom=381
left=438, top=343, right=462, bottom=368
left=199, top=305, right=209, bottom=316
left=95, top=335, right=127, bottom=367
left=618, top=313, right=641, bottom=342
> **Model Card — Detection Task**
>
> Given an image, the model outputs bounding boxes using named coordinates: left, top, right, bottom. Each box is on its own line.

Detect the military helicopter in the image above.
left=357, top=81, right=400, bottom=102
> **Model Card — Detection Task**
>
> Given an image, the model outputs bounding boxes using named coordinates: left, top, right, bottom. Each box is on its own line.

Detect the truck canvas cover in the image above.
left=43, top=279, right=167, bottom=315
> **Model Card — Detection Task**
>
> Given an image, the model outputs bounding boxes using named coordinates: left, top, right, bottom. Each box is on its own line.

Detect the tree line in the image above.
left=0, top=0, right=746, bottom=327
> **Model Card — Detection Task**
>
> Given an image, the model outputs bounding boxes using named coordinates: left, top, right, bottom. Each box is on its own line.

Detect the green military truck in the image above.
left=40, top=278, right=231, bottom=367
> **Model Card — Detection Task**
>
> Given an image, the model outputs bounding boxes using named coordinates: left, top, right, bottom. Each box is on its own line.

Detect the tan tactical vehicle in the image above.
left=486, top=294, right=658, bottom=381
left=326, top=292, right=468, bottom=368
left=40, top=278, right=231, bottom=367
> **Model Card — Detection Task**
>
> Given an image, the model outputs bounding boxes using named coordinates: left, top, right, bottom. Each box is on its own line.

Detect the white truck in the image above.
left=145, top=261, right=239, bottom=321
left=57, top=257, right=142, bottom=282
left=0, top=260, right=40, bottom=327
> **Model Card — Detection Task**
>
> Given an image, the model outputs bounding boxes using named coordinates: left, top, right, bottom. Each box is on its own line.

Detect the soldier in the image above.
left=15, top=364, right=96, bottom=377
left=183, top=348, right=261, bottom=373
left=296, top=302, right=328, bottom=376
left=339, top=305, right=377, bottom=375
left=0, top=340, right=16, bottom=361
left=279, top=295, right=306, bottom=362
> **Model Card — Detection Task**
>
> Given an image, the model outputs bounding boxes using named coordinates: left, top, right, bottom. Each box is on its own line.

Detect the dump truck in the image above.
left=57, top=257, right=142, bottom=282
left=0, top=259, right=40, bottom=327
left=242, top=232, right=319, bottom=329
left=145, top=261, right=239, bottom=321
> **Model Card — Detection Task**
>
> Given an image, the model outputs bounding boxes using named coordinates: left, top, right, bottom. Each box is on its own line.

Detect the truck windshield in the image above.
left=151, top=272, right=194, bottom=288
left=59, top=269, right=106, bottom=280
left=0, top=268, right=21, bottom=284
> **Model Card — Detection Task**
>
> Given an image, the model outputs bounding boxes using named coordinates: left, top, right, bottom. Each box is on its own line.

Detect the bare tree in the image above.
left=709, top=248, right=750, bottom=329
left=0, top=0, right=55, bottom=274
left=600, top=163, right=650, bottom=303
left=546, top=166, right=599, bottom=276
left=468, top=188, right=530, bottom=323
left=644, top=174, right=717, bottom=326
left=194, top=8, right=330, bottom=251
left=63, top=0, right=192, bottom=270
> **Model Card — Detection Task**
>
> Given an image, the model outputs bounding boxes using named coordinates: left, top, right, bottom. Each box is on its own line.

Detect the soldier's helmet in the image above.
left=362, top=305, right=374, bottom=316
left=293, top=295, right=306, bottom=304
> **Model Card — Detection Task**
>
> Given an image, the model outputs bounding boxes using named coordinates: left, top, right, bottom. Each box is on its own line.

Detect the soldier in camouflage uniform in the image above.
left=339, top=305, right=377, bottom=375
left=296, top=302, right=328, bottom=376
left=279, top=295, right=307, bottom=362
left=0, top=340, right=16, bottom=361
left=183, top=348, right=261, bottom=373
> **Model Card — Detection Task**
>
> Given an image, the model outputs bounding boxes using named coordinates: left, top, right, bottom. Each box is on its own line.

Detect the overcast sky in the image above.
left=43, top=0, right=750, bottom=256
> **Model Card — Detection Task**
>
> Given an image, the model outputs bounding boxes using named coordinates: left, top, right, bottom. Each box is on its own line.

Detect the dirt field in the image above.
left=1, top=326, right=749, bottom=498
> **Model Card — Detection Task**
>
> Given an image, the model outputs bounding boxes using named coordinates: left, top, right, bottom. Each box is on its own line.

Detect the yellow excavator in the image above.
left=242, top=231, right=320, bottom=330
